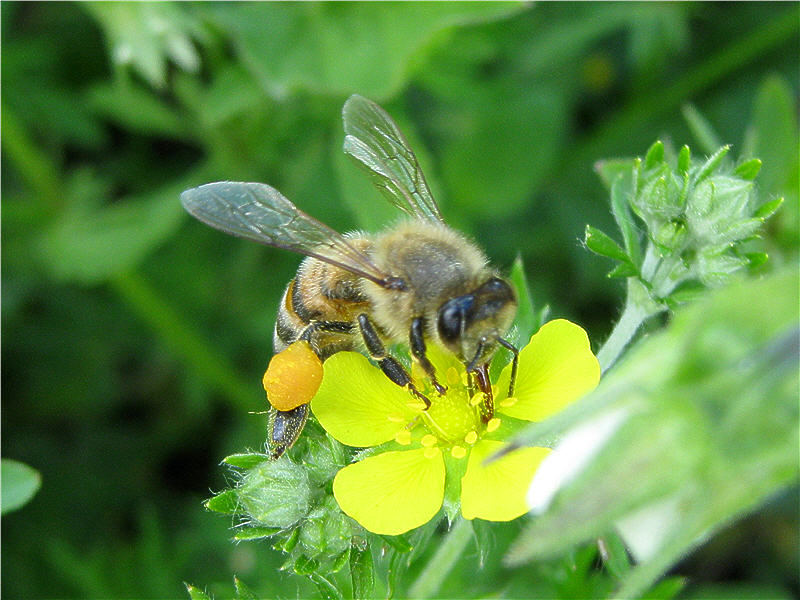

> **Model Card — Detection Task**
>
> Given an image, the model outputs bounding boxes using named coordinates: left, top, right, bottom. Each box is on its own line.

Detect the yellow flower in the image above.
left=311, top=319, right=600, bottom=535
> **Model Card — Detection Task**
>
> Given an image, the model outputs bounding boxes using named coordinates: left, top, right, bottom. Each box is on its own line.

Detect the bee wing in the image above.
left=343, top=94, right=444, bottom=225
left=181, top=181, right=393, bottom=287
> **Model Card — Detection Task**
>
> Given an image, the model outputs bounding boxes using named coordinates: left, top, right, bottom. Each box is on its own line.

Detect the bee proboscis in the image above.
left=181, top=95, right=519, bottom=458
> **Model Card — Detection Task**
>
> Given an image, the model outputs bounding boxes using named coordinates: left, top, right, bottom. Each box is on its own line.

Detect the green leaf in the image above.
left=645, top=576, right=686, bottom=600
left=349, top=541, right=375, bottom=600
left=184, top=583, right=213, bottom=600
left=223, top=453, right=271, bottom=470
left=585, top=225, right=631, bottom=263
left=293, top=554, right=320, bottom=576
left=203, top=3, right=524, bottom=100
left=84, top=3, right=203, bottom=88
left=508, top=256, right=538, bottom=348
left=1, top=459, right=41, bottom=514
left=233, top=576, right=258, bottom=600
left=378, top=533, right=413, bottom=553
left=204, top=490, right=239, bottom=515
left=507, top=268, right=799, bottom=599
left=681, top=104, right=722, bottom=155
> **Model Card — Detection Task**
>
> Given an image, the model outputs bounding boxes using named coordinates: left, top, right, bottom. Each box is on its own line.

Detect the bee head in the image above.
left=436, top=276, right=517, bottom=367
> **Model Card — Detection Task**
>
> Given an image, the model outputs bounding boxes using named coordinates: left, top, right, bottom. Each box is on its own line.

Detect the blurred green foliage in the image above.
left=2, top=2, right=797, bottom=598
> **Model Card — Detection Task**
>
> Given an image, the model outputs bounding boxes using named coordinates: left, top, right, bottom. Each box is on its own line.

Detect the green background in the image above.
left=2, top=2, right=797, bottom=598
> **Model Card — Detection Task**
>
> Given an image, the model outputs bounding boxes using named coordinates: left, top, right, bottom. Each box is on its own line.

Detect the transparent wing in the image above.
left=343, top=94, right=444, bottom=224
left=181, top=181, right=393, bottom=287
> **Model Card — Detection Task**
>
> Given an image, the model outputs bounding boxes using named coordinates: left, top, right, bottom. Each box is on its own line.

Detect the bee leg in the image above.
left=268, top=404, right=309, bottom=459
left=410, top=317, right=446, bottom=395
left=357, top=313, right=431, bottom=408
left=496, top=337, right=519, bottom=398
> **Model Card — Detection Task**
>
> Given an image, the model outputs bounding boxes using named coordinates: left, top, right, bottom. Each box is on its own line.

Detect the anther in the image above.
left=451, top=446, right=467, bottom=459
left=421, top=434, right=437, bottom=448
left=469, top=392, right=484, bottom=407
left=394, top=429, right=412, bottom=446
left=387, top=413, right=406, bottom=423
left=423, top=447, right=440, bottom=459
left=464, top=431, right=478, bottom=445
left=486, top=417, right=501, bottom=433
left=499, top=397, right=518, bottom=408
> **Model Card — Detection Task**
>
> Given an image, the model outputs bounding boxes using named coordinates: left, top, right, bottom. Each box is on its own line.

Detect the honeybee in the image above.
left=181, top=95, right=519, bottom=458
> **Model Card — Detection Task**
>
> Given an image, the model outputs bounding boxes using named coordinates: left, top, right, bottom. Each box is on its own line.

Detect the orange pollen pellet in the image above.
left=262, top=341, right=323, bottom=411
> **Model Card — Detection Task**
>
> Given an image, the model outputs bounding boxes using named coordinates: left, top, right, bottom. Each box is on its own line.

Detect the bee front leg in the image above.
left=410, top=317, right=446, bottom=395
left=357, top=313, right=430, bottom=408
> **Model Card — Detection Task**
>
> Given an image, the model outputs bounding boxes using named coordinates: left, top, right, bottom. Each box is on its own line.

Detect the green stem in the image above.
left=110, top=271, right=256, bottom=411
left=596, top=297, right=650, bottom=373
left=407, top=517, right=472, bottom=599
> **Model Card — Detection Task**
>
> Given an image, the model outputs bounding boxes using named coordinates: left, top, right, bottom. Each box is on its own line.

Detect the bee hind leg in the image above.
left=268, top=404, right=309, bottom=459
left=357, top=313, right=431, bottom=408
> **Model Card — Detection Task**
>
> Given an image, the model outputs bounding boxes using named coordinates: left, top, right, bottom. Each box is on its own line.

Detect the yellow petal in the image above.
left=461, top=440, right=550, bottom=522
left=333, top=449, right=445, bottom=535
left=496, top=319, right=600, bottom=421
left=311, top=352, right=419, bottom=447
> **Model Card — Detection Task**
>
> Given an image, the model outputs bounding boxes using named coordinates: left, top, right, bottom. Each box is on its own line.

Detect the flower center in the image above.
left=419, top=370, right=481, bottom=446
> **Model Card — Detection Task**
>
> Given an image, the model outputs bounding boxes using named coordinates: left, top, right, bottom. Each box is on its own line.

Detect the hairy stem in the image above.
left=407, top=518, right=473, bottom=599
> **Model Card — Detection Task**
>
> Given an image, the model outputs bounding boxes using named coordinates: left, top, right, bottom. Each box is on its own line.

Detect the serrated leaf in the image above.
left=234, top=526, right=282, bottom=541
left=585, top=225, right=631, bottom=263
left=202, top=3, right=524, bottom=100
left=185, top=583, right=213, bottom=600
left=734, top=158, right=762, bottom=180
left=350, top=542, right=374, bottom=600
left=223, top=453, right=271, bottom=470
left=233, top=577, right=258, bottom=600
left=644, top=141, right=664, bottom=169
left=205, top=489, right=239, bottom=514
left=1, top=459, right=42, bottom=514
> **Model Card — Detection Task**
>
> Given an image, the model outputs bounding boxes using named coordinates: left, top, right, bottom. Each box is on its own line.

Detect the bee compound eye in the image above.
left=437, top=295, right=474, bottom=343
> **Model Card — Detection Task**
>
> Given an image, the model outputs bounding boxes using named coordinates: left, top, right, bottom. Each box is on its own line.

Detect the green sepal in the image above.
left=223, top=453, right=271, bottom=469
left=598, top=532, right=632, bottom=579
left=585, top=225, right=631, bottom=264
left=508, top=255, right=539, bottom=345
left=309, top=573, right=343, bottom=600
left=734, top=158, right=762, bottom=180
left=234, top=576, right=259, bottom=600
left=205, top=489, right=238, bottom=514
left=350, top=541, right=374, bottom=599
left=694, top=145, right=730, bottom=184
left=234, top=526, right=282, bottom=541
left=677, top=145, right=691, bottom=175
left=644, top=140, right=664, bottom=169
left=293, top=554, right=320, bottom=575
left=610, top=172, right=643, bottom=267
left=607, top=263, right=638, bottom=279
left=442, top=452, right=468, bottom=524
left=185, top=583, right=213, bottom=600
left=378, top=533, right=413, bottom=553
left=276, top=527, right=300, bottom=553
left=664, top=280, right=707, bottom=308
left=745, top=252, right=769, bottom=269
left=754, top=196, right=784, bottom=220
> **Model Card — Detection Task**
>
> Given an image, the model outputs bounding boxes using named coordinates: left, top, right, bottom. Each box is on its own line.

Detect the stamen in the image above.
left=423, top=447, right=440, bottom=459
left=394, top=429, right=412, bottom=446
left=486, top=417, right=502, bottom=432
left=387, top=413, right=406, bottom=423
left=469, top=392, right=484, bottom=407
left=446, top=367, right=461, bottom=386
left=451, top=446, right=467, bottom=459
left=421, top=434, right=438, bottom=448
left=464, top=431, right=478, bottom=445
left=499, top=397, right=518, bottom=408
left=407, top=400, right=428, bottom=411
